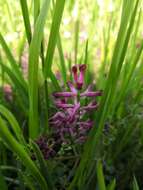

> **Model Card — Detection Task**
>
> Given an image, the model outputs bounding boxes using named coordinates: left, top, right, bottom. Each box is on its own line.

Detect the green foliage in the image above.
left=28, top=0, right=51, bottom=139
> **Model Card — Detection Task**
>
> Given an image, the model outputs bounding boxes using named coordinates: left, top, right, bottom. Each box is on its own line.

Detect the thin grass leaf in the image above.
left=57, top=35, right=67, bottom=86
left=133, top=176, right=140, bottom=190
left=28, top=0, right=51, bottom=139
left=114, top=38, right=143, bottom=111
left=0, top=165, right=20, bottom=172
left=107, top=179, right=116, bottom=190
left=20, top=0, right=32, bottom=44
left=34, top=0, right=40, bottom=25
left=96, top=160, right=106, bottom=190
left=44, top=0, right=66, bottom=78
left=0, top=104, right=26, bottom=145
left=17, top=33, right=27, bottom=63
left=74, top=19, right=80, bottom=64
left=49, top=71, right=61, bottom=91
left=21, top=173, right=35, bottom=190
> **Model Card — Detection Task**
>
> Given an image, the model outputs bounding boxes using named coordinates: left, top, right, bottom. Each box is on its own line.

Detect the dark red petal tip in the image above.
left=79, top=64, right=86, bottom=71
left=72, top=65, right=78, bottom=73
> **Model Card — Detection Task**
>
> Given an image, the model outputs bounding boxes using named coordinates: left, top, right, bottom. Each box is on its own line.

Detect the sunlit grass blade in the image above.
left=28, top=0, right=51, bottom=139
left=20, top=0, right=32, bottom=44
left=96, top=160, right=106, bottom=190
left=133, top=176, right=140, bottom=190
left=107, top=179, right=116, bottom=190
left=114, top=39, right=143, bottom=112
left=0, top=105, right=26, bottom=144
left=0, top=116, right=48, bottom=190
left=34, top=0, right=40, bottom=24
left=57, top=35, right=67, bottom=85
left=44, top=0, right=66, bottom=78
left=74, top=19, right=80, bottom=64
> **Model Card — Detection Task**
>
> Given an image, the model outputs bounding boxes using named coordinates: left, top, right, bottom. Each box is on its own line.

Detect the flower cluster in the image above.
left=34, top=64, right=102, bottom=160
left=32, top=136, right=59, bottom=160
left=49, top=64, right=102, bottom=144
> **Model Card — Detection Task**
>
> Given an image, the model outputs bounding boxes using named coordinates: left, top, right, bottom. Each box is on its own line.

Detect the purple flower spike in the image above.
left=43, top=64, right=103, bottom=160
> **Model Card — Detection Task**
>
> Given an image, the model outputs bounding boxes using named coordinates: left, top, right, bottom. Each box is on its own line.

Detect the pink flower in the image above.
left=72, top=64, right=86, bottom=90
left=50, top=64, right=102, bottom=145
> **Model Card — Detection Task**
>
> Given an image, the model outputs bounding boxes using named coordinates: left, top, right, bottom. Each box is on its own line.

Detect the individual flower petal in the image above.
left=67, top=81, right=77, bottom=94
left=50, top=120, right=63, bottom=127
left=77, top=64, right=86, bottom=90
left=79, top=64, right=86, bottom=72
left=78, top=120, right=93, bottom=129
left=76, top=136, right=87, bottom=144
left=53, top=92, right=77, bottom=97
left=68, top=103, right=80, bottom=122
left=55, top=102, right=75, bottom=109
left=49, top=112, right=65, bottom=121
left=80, top=90, right=102, bottom=97
left=72, top=65, right=78, bottom=82
left=80, top=102, right=99, bottom=111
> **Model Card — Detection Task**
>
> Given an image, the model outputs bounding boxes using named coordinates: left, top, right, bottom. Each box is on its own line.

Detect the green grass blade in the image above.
left=44, top=0, right=66, bottom=78
left=114, top=39, right=143, bottom=111
left=28, top=0, right=51, bottom=139
left=21, top=173, right=35, bottom=190
left=49, top=71, right=61, bottom=91
left=34, top=0, right=40, bottom=25
left=96, top=160, right=106, bottom=190
left=20, top=0, right=32, bottom=44
left=0, top=105, right=26, bottom=145
left=74, top=19, right=80, bottom=64
left=57, top=35, right=67, bottom=86
left=107, top=179, right=116, bottom=190
left=133, top=176, right=140, bottom=190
